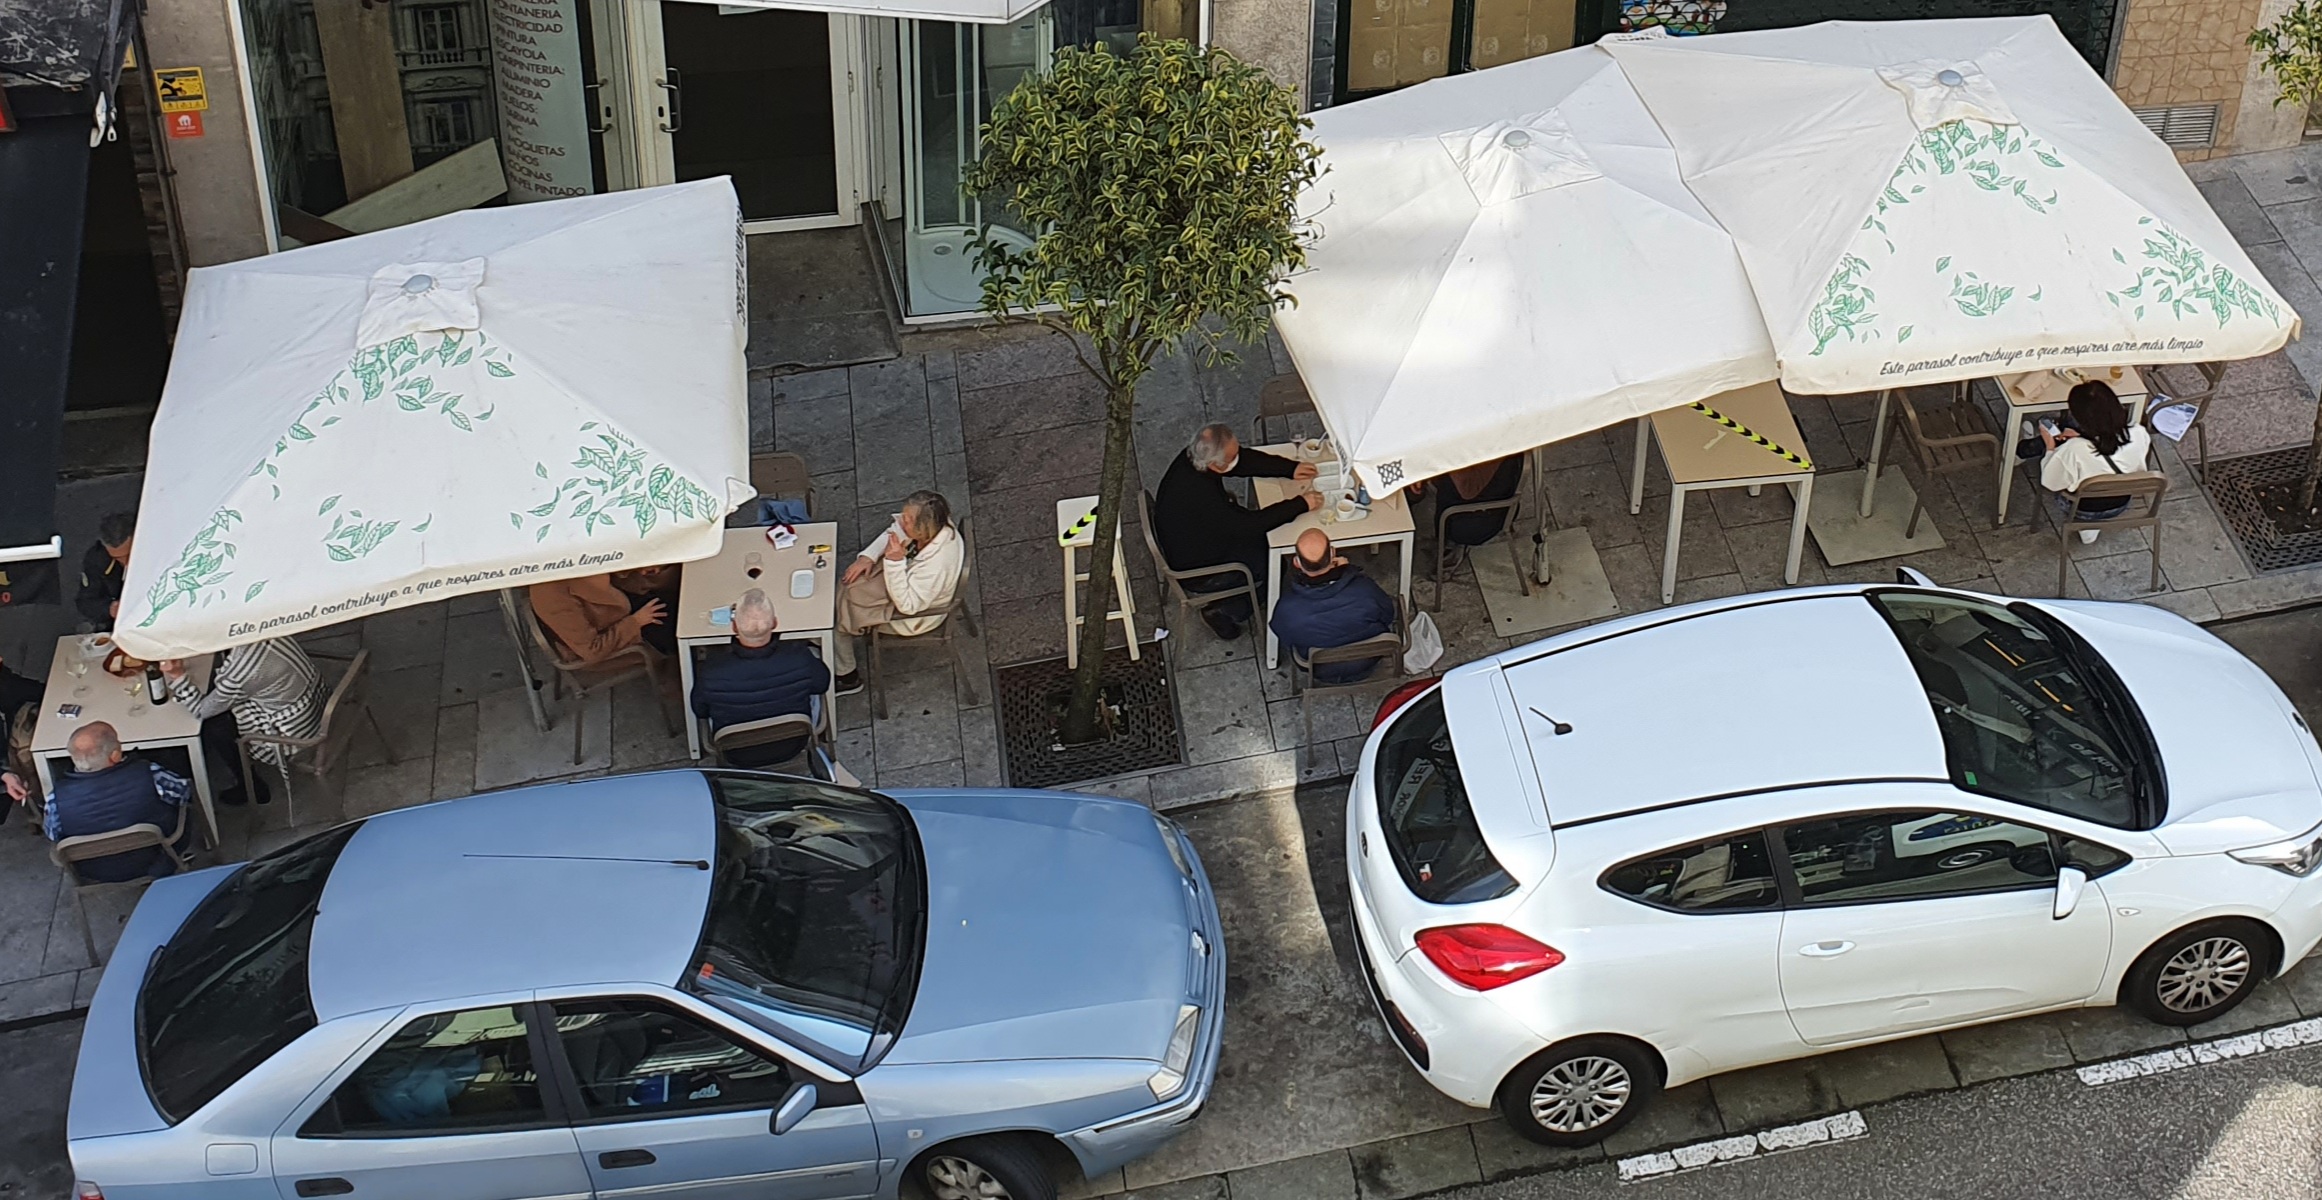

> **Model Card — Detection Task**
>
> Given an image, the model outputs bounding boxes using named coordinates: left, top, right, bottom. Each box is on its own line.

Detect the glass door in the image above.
left=896, top=13, right=1049, bottom=316
left=635, top=2, right=857, bottom=230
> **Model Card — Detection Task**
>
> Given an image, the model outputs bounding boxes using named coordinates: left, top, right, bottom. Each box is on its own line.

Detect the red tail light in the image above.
left=1372, top=678, right=1439, bottom=730
left=1414, top=924, right=1563, bottom=990
left=76, top=1184, right=104, bottom=1200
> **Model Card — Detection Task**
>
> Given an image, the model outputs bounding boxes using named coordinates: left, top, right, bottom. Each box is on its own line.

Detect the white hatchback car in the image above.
left=1347, top=578, right=2322, bottom=1146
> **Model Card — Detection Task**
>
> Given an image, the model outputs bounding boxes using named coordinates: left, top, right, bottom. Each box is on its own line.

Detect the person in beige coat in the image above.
left=834, top=490, right=964, bottom=694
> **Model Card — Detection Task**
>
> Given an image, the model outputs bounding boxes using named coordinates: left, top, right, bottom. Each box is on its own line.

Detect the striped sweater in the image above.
left=170, top=637, right=326, bottom=768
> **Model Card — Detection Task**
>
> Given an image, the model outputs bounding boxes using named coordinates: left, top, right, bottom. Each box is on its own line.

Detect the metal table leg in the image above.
left=1859, top=389, right=1893, bottom=517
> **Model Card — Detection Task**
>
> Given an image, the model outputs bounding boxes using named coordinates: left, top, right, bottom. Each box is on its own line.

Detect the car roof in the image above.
left=1487, top=591, right=1949, bottom=827
left=305, top=771, right=718, bottom=1022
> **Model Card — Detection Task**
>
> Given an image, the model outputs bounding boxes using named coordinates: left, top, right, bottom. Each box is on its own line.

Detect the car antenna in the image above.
left=1528, top=707, right=1573, bottom=736
left=465, top=853, right=712, bottom=870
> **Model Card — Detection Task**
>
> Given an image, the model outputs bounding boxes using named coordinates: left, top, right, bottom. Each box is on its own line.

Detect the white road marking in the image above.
left=1615, top=1110, right=1867, bottom=1183
left=2076, top=1017, right=2322, bottom=1086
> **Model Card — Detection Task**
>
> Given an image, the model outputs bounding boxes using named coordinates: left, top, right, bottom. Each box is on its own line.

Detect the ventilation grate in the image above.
left=2132, top=103, right=2220, bottom=149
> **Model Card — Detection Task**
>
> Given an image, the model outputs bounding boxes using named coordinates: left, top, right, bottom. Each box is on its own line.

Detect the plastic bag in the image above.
left=1404, top=610, right=1445, bottom=675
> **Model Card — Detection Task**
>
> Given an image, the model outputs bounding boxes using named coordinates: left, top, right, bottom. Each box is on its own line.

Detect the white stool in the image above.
left=1056, top=495, right=1140, bottom=670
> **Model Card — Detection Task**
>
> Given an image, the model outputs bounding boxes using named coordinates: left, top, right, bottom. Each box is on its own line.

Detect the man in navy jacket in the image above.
left=690, top=589, right=831, bottom=767
left=1270, top=529, right=1399, bottom=684
left=44, top=721, right=195, bottom=882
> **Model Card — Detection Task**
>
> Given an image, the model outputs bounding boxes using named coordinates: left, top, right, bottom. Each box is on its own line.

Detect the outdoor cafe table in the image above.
left=30, top=637, right=219, bottom=845
left=1251, top=443, right=1417, bottom=669
left=1629, top=382, right=1815, bottom=605
left=674, top=522, right=838, bottom=759
left=1854, top=367, right=2150, bottom=526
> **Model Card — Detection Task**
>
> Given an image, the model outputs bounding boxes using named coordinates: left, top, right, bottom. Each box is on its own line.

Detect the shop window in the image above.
left=1336, top=0, right=1574, bottom=101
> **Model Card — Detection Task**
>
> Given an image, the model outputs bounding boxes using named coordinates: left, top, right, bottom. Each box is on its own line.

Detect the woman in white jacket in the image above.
left=833, top=490, right=964, bottom=694
left=2037, top=380, right=2151, bottom=544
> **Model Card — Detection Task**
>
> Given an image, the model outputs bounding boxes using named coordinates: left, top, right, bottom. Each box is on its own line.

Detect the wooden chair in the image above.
left=52, top=810, right=193, bottom=962
left=1137, top=489, right=1257, bottom=642
left=1431, top=476, right=1530, bottom=604
left=1887, top=387, right=2001, bottom=536
left=2142, top=361, right=2226, bottom=480
left=235, top=648, right=387, bottom=828
left=1290, top=599, right=1409, bottom=775
left=741, top=452, right=817, bottom=525
left=1258, top=374, right=1317, bottom=443
left=868, top=517, right=982, bottom=721
left=2058, top=471, right=2169, bottom=595
left=520, top=594, right=679, bottom=763
left=708, top=711, right=827, bottom=774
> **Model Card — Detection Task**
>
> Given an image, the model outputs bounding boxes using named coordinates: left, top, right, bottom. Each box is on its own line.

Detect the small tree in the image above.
left=966, top=36, right=1319, bottom=744
left=2253, top=4, right=2322, bottom=513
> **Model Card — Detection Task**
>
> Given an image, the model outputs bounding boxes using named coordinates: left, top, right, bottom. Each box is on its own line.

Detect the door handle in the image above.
left=1798, top=940, right=1855, bottom=958
left=584, top=81, right=612, bottom=135
left=600, top=1149, right=659, bottom=1169
left=657, top=68, right=682, bottom=133
left=294, top=1181, right=354, bottom=1198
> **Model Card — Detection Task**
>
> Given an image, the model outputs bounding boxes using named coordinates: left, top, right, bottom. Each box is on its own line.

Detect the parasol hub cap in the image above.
left=1502, top=129, right=1532, bottom=149
left=402, top=273, right=436, bottom=294
left=1936, top=68, right=1965, bottom=86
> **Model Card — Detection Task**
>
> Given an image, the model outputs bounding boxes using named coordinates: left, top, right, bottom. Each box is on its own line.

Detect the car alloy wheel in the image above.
left=1528, top=1055, right=1633, bottom=1133
left=2155, top=936, right=2253, bottom=1016
left=926, top=1156, right=1012, bottom=1200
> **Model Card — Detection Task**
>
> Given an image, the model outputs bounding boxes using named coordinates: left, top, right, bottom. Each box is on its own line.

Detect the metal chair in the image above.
left=739, top=452, right=817, bottom=525
left=1886, top=386, right=2001, bottom=535
left=2057, top=471, right=2169, bottom=595
left=868, top=517, right=982, bottom=721
left=707, top=711, right=827, bottom=773
left=1257, top=374, right=1317, bottom=443
left=1431, top=472, right=1531, bottom=605
left=51, top=810, right=193, bottom=962
left=1136, top=489, right=1257, bottom=642
left=234, top=648, right=387, bottom=828
left=2142, top=361, right=2226, bottom=480
left=519, top=594, right=680, bottom=763
left=1290, top=599, right=1409, bottom=775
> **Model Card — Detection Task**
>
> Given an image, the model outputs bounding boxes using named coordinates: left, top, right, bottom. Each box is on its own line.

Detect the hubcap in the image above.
left=1529, top=1055, right=1633, bottom=1133
left=926, top=1157, right=1012, bottom=1200
left=2157, top=936, right=2252, bottom=1014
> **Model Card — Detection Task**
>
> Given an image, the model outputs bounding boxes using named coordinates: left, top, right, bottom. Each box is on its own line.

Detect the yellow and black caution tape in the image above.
left=1057, top=506, right=1098, bottom=546
left=1690, top=399, right=1813, bottom=472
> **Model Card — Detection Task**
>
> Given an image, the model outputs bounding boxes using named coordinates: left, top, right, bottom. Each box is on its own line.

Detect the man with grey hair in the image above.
left=833, top=489, right=965, bottom=695
left=42, top=721, right=196, bottom=883
left=691, top=588, right=832, bottom=767
left=1153, top=422, right=1319, bottom=639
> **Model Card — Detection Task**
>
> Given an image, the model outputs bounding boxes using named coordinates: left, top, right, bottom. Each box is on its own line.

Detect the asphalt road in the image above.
left=1456, top=1040, right=2322, bottom=1200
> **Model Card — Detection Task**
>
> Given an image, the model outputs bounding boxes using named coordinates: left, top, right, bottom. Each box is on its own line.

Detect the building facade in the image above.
left=133, top=0, right=2313, bottom=325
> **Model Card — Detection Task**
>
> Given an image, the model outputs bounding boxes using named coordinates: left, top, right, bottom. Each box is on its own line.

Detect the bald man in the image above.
left=45, top=721, right=195, bottom=882
left=1269, top=529, right=1399, bottom=684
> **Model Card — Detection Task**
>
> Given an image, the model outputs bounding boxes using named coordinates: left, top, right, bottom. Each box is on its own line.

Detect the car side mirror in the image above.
left=2054, top=866, right=2087, bottom=920
left=771, top=1082, right=817, bottom=1135
left=1894, top=567, right=1936, bottom=587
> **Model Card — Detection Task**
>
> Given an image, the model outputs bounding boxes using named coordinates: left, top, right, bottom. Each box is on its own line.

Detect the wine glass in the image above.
left=744, top=551, right=764, bottom=581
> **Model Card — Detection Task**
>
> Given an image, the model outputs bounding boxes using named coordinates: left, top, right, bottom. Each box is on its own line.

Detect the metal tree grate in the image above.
left=993, top=643, right=1182, bottom=790
left=2204, top=447, right=2322, bottom=572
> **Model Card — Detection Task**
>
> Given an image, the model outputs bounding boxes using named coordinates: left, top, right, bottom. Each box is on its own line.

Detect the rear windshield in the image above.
left=1374, top=691, right=1516, bottom=904
left=139, top=822, right=361, bottom=1123
left=1868, top=591, right=2160, bottom=829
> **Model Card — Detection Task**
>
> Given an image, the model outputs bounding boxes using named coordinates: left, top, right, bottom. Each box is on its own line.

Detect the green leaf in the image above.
left=288, top=424, right=314, bottom=441
left=326, top=545, right=356, bottom=562
left=486, top=361, right=515, bottom=378
left=321, top=416, right=340, bottom=427
left=448, top=412, right=472, bottom=431
left=1935, top=256, right=1951, bottom=273
left=1898, top=326, right=1914, bottom=343
left=530, top=498, right=561, bottom=517
left=319, top=495, right=341, bottom=515
left=536, top=525, right=552, bottom=543
left=245, top=581, right=267, bottom=602
left=535, top=463, right=550, bottom=479
left=413, top=516, right=432, bottom=533
left=510, top=512, right=524, bottom=529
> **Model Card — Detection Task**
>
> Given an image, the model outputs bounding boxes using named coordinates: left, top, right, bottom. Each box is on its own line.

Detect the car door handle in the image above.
left=294, top=1181, right=354, bottom=1198
left=1798, top=940, right=1855, bottom=958
left=600, top=1149, right=659, bottom=1169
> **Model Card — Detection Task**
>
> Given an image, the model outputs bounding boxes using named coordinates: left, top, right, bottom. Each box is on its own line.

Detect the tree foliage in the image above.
left=2251, top=0, right=2322, bottom=113
left=962, top=36, right=1318, bottom=743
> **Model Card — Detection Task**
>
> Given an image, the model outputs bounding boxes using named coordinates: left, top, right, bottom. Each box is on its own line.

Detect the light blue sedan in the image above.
left=67, top=771, right=1223, bottom=1200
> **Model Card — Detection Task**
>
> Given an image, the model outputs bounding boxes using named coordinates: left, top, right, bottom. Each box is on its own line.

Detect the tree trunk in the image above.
left=2301, top=384, right=2322, bottom=515
left=1060, top=379, right=1139, bottom=743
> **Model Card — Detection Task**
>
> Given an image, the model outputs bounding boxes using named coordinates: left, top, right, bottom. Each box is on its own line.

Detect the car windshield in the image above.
left=1868, top=591, right=2160, bottom=828
left=1374, top=690, right=1516, bottom=904
left=138, top=822, right=361, bottom=1123
left=691, top=774, right=926, bottom=1072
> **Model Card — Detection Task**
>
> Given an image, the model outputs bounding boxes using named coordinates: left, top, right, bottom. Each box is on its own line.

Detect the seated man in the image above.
left=76, top=511, right=136, bottom=631
left=1153, top=423, right=1319, bottom=639
left=43, top=722, right=195, bottom=883
left=1270, top=529, right=1399, bottom=684
left=158, top=635, right=327, bottom=806
left=834, top=490, right=964, bottom=696
left=530, top=572, right=668, bottom=666
left=691, top=589, right=831, bottom=767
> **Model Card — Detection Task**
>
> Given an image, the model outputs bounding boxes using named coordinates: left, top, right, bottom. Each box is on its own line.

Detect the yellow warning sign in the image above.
left=154, top=67, right=207, bottom=113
